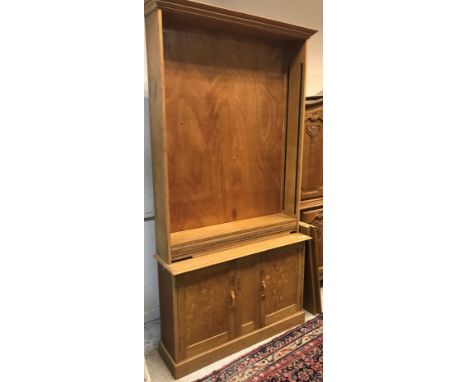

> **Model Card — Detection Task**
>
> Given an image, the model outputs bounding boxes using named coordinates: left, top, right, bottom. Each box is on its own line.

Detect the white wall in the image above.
left=144, top=0, right=323, bottom=323
left=194, top=0, right=323, bottom=96
left=144, top=44, right=160, bottom=322
left=144, top=220, right=159, bottom=322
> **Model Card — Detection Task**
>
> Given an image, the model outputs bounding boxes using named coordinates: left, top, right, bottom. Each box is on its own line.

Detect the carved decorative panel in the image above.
left=301, top=100, right=323, bottom=201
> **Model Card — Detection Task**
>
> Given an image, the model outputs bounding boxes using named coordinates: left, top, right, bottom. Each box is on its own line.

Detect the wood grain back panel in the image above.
left=163, top=25, right=287, bottom=232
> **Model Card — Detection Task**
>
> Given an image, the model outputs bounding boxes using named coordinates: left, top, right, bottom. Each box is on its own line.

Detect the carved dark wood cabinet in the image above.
left=300, top=97, right=323, bottom=279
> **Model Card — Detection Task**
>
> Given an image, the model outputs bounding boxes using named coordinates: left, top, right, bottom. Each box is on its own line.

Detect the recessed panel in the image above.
left=163, top=25, right=287, bottom=232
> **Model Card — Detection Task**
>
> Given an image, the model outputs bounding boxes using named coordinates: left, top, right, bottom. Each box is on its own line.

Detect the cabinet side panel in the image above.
left=283, top=41, right=307, bottom=224
left=299, top=222, right=322, bottom=314
left=158, top=263, right=177, bottom=358
left=296, top=244, right=305, bottom=309
left=145, top=9, right=171, bottom=262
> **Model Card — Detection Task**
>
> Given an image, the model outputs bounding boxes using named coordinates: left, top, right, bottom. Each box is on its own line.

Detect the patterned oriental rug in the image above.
left=194, top=314, right=323, bottom=382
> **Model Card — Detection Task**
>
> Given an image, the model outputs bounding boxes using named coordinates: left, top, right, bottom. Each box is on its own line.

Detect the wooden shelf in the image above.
left=159, top=232, right=310, bottom=275
left=170, top=213, right=296, bottom=260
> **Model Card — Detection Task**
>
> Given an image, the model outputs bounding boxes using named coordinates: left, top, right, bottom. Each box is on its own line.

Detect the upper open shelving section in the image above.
left=145, top=0, right=317, bottom=263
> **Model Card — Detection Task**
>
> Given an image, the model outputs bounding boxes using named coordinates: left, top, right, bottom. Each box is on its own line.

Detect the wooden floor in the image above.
left=144, top=288, right=322, bottom=381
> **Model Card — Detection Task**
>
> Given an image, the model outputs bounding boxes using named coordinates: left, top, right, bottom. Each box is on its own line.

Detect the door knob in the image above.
left=230, top=290, right=236, bottom=309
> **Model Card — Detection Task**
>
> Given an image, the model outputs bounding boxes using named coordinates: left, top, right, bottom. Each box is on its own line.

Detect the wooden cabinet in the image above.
left=300, top=97, right=323, bottom=281
left=177, top=249, right=305, bottom=360
left=145, top=0, right=320, bottom=378
left=158, top=239, right=307, bottom=378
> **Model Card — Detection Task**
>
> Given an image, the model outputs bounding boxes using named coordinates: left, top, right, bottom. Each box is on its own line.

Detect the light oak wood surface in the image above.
left=158, top=242, right=307, bottom=378
left=145, top=9, right=172, bottom=263
left=145, top=1, right=317, bottom=378
left=158, top=311, right=305, bottom=379
left=171, top=213, right=296, bottom=259
left=157, top=233, right=310, bottom=275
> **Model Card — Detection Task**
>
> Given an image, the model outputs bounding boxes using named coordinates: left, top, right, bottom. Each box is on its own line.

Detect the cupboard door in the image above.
left=259, top=244, right=304, bottom=327
left=301, top=103, right=323, bottom=200
left=177, top=261, right=236, bottom=360
left=301, top=208, right=323, bottom=269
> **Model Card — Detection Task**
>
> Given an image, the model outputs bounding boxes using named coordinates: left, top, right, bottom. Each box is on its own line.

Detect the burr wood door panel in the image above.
left=177, top=262, right=237, bottom=360
left=301, top=209, right=323, bottom=269
left=259, top=244, right=304, bottom=327
left=301, top=104, right=323, bottom=200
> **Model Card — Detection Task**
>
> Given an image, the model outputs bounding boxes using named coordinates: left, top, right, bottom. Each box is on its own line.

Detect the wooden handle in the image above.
left=261, top=280, right=267, bottom=299
left=230, top=290, right=236, bottom=309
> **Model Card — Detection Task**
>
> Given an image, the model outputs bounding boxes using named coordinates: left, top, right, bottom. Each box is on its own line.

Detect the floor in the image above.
left=144, top=288, right=322, bottom=381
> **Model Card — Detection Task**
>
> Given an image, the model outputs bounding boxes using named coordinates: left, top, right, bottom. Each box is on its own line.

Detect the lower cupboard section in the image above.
left=157, top=241, right=306, bottom=378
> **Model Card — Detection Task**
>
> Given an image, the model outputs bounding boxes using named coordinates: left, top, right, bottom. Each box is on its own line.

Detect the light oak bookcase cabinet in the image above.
left=145, top=0, right=317, bottom=377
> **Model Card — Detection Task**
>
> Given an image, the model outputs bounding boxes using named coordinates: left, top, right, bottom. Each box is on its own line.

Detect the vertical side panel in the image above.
left=283, top=41, right=307, bottom=228
left=296, top=243, right=305, bottom=309
left=158, top=263, right=177, bottom=359
left=145, top=9, right=171, bottom=262
left=295, top=43, right=308, bottom=220
left=299, top=222, right=322, bottom=314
